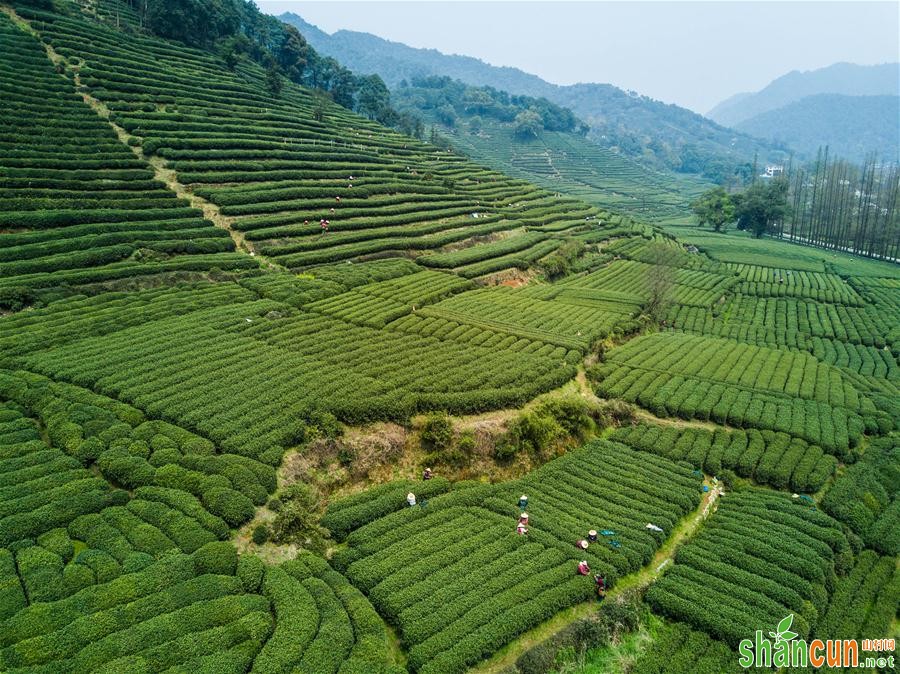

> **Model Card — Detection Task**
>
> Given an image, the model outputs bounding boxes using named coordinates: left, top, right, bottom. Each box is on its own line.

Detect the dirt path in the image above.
left=470, top=479, right=723, bottom=673
left=631, top=408, right=727, bottom=433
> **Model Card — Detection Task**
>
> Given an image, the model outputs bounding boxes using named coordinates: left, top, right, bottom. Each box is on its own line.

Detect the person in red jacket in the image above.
left=577, top=560, right=590, bottom=575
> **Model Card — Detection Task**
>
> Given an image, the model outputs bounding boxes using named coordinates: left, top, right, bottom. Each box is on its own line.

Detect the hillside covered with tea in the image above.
left=0, top=1, right=898, bottom=673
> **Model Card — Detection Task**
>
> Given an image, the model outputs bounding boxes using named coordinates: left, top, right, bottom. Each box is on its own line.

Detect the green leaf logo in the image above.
left=768, top=615, right=798, bottom=644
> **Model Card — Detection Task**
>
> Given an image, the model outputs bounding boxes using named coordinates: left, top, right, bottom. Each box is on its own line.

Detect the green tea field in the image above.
left=0, top=1, right=897, bottom=673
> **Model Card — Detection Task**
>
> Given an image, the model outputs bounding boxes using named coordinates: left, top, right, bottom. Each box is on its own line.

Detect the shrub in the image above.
left=72, top=436, right=105, bottom=463
left=420, top=413, right=454, bottom=451
left=536, top=397, right=599, bottom=440
left=237, top=554, right=266, bottom=593
left=252, top=524, right=270, bottom=545
left=192, top=541, right=237, bottom=576
left=269, top=483, right=329, bottom=553
left=504, top=410, right=564, bottom=459
left=36, top=528, right=74, bottom=563
left=97, top=449, right=156, bottom=489
left=201, top=488, right=255, bottom=528
left=718, top=469, right=737, bottom=490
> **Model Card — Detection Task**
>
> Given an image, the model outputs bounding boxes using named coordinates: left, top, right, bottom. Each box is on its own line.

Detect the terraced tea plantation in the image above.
left=646, top=489, right=857, bottom=647
left=0, top=1, right=898, bottom=673
left=0, top=16, right=255, bottom=308
left=0, top=370, right=399, bottom=673
left=423, top=116, right=710, bottom=223
left=612, top=422, right=838, bottom=492
left=328, top=441, right=701, bottom=674
left=592, top=331, right=878, bottom=453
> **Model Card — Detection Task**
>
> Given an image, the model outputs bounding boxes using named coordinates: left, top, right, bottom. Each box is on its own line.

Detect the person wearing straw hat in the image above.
left=406, top=492, right=416, bottom=507
left=588, top=530, right=598, bottom=543
left=577, top=560, right=591, bottom=575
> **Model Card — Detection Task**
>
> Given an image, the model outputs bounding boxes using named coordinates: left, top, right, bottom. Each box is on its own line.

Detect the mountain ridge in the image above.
left=707, top=61, right=900, bottom=127
left=734, top=93, right=900, bottom=163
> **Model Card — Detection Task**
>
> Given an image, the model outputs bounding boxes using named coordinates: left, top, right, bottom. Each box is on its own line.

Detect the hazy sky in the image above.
left=256, top=1, right=899, bottom=113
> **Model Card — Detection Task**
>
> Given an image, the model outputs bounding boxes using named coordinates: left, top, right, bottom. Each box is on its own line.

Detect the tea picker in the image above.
left=594, top=574, right=606, bottom=598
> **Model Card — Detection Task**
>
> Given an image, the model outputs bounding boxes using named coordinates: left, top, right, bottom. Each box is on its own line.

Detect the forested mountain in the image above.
left=735, top=94, right=900, bottom=164
left=393, top=76, right=583, bottom=134
left=708, top=62, right=900, bottom=127
left=279, top=12, right=786, bottom=181
left=393, top=76, right=711, bottom=221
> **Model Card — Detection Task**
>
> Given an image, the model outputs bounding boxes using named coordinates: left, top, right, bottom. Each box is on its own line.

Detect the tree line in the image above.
left=692, top=148, right=899, bottom=261
left=782, top=149, right=899, bottom=261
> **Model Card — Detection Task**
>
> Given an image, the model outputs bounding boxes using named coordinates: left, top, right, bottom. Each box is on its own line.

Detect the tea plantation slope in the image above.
left=630, top=621, right=743, bottom=674
left=427, top=115, right=710, bottom=223
left=812, top=548, right=900, bottom=646
left=646, top=488, right=852, bottom=649
left=668, top=293, right=900, bottom=375
left=0, top=541, right=274, bottom=673
left=821, top=434, right=900, bottom=556
left=0, top=368, right=274, bottom=544
left=612, top=422, right=838, bottom=493
left=590, top=331, right=884, bottom=456
left=13, top=5, right=615, bottom=280
left=327, top=440, right=702, bottom=674
left=0, top=372, right=400, bottom=673
left=18, top=289, right=579, bottom=453
left=400, top=237, right=738, bottom=354
left=0, top=14, right=256, bottom=308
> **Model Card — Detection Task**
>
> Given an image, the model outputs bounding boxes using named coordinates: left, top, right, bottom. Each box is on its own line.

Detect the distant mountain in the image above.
left=279, top=12, right=785, bottom=181
left=735, top=94, right=899, bottom=163
left=708, top=62, right=900, bottom=127
left=280, top=13, right=557, bottom=95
